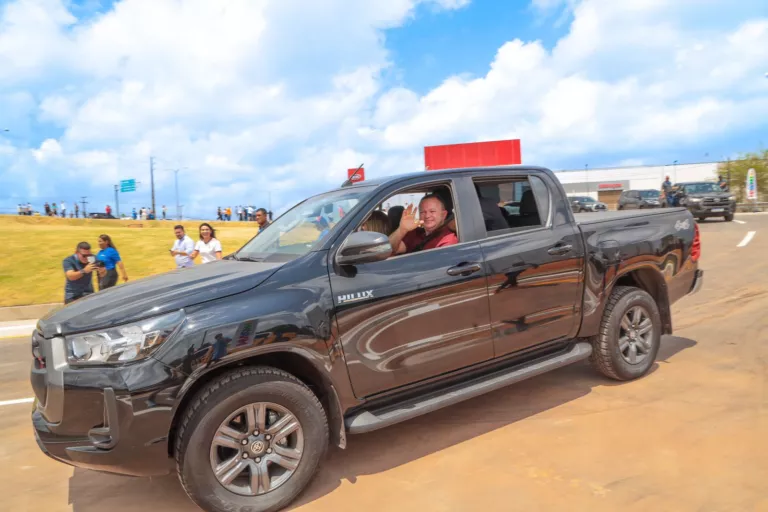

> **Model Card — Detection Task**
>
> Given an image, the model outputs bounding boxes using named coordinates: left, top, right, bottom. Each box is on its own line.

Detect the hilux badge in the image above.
left=337, top=290, right=374, bottom=304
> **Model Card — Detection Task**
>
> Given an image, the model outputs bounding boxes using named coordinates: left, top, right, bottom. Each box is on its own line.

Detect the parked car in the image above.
left=30, top=165, right=703, bottom=512
left=674, top=181, right=737, bottom=222
left=88, top=212, right=117, bottom=219
left=617, top=189, right=662, bottom=210
left=569, top=195, right=607, bottom=213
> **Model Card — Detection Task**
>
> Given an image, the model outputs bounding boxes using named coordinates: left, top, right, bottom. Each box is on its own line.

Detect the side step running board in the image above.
left=346, top=342, right=592, bottom=435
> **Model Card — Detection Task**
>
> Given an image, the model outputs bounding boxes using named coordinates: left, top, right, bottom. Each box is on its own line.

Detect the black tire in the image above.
left=176, top=367, right=329, bottom=512
left=589, top=286, right=662, bottom=381
left=724, top=214, right=734, bottom=222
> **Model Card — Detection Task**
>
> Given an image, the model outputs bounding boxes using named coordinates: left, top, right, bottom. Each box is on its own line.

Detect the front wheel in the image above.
left=589, top=286, right=661, bottom=381
left=724, top=214, right=734, bottom=222
left=176, top=367, right=329, bottom=512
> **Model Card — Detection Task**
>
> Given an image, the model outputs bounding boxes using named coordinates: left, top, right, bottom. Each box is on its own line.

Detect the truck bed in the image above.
left=574, top=207, right=688, bottom=226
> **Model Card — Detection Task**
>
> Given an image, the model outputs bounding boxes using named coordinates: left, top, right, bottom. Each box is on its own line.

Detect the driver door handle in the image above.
left=447, top=263, right=482, bottom=276
left=548, top=244, right=573, bottom=256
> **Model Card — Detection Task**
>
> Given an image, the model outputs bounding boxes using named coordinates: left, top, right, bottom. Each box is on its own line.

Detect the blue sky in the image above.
left=1, top=0, right=767, bottom=218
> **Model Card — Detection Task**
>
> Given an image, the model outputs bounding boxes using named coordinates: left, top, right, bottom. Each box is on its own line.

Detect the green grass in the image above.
left=0, top=216, right=259, bottom=307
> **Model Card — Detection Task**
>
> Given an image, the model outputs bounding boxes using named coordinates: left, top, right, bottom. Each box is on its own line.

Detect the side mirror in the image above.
left=336, top=231, right=392, bottom=266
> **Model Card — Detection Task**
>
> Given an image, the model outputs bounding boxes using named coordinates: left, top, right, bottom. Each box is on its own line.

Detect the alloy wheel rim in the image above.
left=618, top=306, right=654, bottom=365
left=209, top=402, right=304, bottom=496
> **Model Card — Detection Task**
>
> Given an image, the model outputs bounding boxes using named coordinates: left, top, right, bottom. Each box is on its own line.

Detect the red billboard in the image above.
left=347, top=167, right=365, bottom=182
left=424, top=139, right=522, bottom=171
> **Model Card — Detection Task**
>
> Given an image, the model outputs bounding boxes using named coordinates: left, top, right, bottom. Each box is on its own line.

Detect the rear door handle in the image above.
left=447, top=263, right=482, bottom=276
left=548, top=244, right=573, bottom=256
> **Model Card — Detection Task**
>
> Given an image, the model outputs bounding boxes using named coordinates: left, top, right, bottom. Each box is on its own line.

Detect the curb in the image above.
left=0, top=303, right=62, bottom=322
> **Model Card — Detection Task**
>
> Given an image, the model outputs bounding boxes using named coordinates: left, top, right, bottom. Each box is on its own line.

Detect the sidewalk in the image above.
left=0, top=303, right=61, bottom=322
left=0, top=320, right=38, bottom=339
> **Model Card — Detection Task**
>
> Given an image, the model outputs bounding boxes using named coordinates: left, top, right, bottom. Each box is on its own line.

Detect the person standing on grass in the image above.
left=96, top=234, right=128, bottom=290
left=190, top=223, right=223, bottom=264
left=63, top=242, right=105, bottom=304
left=162, top=205, right=167, bottom=220
left=170, top=225, right=195, bottom=269
left=60, top=201, right=67, bottom=217
left=74, top=203, right=79, bottom=218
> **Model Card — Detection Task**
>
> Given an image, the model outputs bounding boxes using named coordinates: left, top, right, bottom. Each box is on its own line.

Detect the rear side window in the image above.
left=472, top=175, right=549, bottom=236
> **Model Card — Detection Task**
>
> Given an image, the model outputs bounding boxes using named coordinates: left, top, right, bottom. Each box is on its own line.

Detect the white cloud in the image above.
left=0, top=0, right=766, bottom=217
left=32, top=138, right=62, bottom=162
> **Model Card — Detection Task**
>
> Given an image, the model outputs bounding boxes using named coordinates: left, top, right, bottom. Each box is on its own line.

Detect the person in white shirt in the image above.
left=60, top=201, right=67, bottom=217
left=190, top=222, right=223, bottom=264
left=170, top=225, right=195, bottom=269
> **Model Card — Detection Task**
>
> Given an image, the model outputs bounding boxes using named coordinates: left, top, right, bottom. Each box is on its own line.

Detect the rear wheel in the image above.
left=176, top=367, right=329, bottom=512
left=589, top=286, right=661, bottom=381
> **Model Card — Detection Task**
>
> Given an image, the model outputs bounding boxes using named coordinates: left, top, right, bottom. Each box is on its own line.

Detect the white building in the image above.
left=553, top=161, right=721, bottom=209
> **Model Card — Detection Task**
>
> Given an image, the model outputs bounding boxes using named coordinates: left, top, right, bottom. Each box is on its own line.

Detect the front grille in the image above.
left=702, top=198, right=729, bottom=206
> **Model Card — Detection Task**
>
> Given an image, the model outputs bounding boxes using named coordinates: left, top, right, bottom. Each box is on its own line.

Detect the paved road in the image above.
left=1, top=215, right=766, bottom=511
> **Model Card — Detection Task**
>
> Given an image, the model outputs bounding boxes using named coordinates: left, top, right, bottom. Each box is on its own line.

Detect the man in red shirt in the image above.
left=389, top=194, right=458, bottom=255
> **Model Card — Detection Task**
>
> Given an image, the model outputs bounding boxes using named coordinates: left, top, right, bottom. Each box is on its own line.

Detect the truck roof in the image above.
left=339, top=165, right=553, bottom=191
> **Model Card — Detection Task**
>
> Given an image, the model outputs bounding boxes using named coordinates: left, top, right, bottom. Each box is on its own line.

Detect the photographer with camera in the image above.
left=63, top=242, right=106, bottom=304
left=96, top=234, right=129, bottom=290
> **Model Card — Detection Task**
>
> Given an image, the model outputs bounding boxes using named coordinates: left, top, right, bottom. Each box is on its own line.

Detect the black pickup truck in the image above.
left=30, top=166, right=702, bottom=512
left=674, top=181, right=737, bottom=222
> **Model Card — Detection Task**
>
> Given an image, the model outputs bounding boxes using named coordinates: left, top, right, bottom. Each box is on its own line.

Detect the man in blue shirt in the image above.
left=63, top=242, right=103, bottom=304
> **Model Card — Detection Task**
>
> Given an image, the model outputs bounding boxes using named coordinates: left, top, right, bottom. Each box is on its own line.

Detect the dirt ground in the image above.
left=1, top=214, right=766, bottom=512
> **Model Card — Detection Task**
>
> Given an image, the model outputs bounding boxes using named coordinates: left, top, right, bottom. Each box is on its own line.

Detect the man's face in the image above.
left=419, top=197, right=447, bottom=233
left=255, top=211, right=266, bottom=225
left=76, top=248, right=92, bottom=263
left=175, top=228, right=185, bottom=240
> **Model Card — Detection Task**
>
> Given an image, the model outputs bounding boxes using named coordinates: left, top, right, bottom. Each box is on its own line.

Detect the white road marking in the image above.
left=733, top=220, right=746, bottom=224
left=737, top=231, right=756, bottom=248
left=0, top=323, right=36, bottom=332
left=0, top=398, right=34, bottom=407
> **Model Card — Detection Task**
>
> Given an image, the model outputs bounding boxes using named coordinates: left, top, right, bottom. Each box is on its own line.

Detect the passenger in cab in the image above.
left=361, top=210, right=390, bottom=235
left=389, top=194, right=458, bottom=255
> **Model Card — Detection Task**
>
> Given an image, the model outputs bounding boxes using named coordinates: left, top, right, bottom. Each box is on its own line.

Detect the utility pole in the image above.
left=150, top=156, right=156, bottom=218
left=114, top=185, right=119, bottom=218
left=80, top=196, right=88, bottom=217
left=585, top=164, right=590, bottom=196
left=174, top=169, right=180, bottom=220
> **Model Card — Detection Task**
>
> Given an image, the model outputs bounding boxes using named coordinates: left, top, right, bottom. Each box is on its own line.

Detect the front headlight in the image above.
left=728, top=196, right=736, bottom=201
left=689, top=197, right=702, bottom=203
left=66, top=310, right=185, bottom=365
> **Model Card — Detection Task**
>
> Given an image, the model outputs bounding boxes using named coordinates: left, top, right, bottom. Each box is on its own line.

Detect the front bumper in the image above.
left=689, top=269, right=704, bottom=295
left=687, top=202, right=736, bottom=216
left=30, top=333, right=180, bottom=477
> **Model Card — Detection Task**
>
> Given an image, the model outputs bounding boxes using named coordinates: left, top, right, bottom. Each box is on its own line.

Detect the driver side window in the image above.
left=354, top=183, right=460, bottom=259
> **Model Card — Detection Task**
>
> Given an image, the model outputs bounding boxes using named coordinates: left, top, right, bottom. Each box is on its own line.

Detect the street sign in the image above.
left=347, top=168, right=365, bottom=182
left=120, top=179, right=136, bottom=193
left=746, top=168, right=757, bottom=201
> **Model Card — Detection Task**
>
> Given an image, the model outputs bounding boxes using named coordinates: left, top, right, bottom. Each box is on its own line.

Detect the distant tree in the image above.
left=717, top=149, right=767, bottom=202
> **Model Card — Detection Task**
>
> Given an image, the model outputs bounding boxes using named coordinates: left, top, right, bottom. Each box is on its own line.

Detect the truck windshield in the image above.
left=640, top=190, right=659, bottom=198
left=234, top=186, right=375, bottom=262
left=685, top=183, right=722, bottom=194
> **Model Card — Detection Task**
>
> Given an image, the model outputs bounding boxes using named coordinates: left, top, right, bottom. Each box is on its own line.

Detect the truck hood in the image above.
left=38, top=260, right=283, bottom=337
